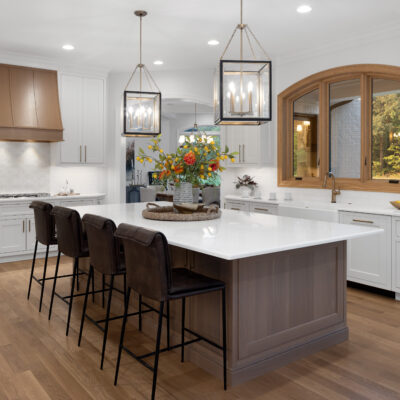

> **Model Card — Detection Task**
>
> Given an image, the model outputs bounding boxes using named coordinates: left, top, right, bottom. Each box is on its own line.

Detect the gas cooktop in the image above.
left=0, top=193, right=50, bottom=199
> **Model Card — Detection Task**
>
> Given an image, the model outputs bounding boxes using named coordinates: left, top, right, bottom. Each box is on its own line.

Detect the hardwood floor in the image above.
left=0, top=256, right=400, bottom=399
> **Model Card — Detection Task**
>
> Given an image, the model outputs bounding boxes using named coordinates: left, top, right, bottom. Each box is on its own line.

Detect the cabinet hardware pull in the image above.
left=22, top=220, right=25, bottom=233
left=231, top=207, right=240, bottom=210
left=80, top=145, right=82, bottom=162
left=28, top=220, right=31, bottom=232
left=85, top=145, right=87, bottom=163
left=254, top=208, right=269, bottom=212
left=242, top=144, right=245, bottom=163
left=352, top=218, right=373, bottom=224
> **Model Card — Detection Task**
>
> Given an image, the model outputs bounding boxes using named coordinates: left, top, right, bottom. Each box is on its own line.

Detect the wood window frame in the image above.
left=278, top=64, right=400, bottom=193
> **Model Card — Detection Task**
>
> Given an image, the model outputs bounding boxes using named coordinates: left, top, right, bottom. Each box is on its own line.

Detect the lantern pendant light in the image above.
left=123, top=10, right=161, bottom=137
left=214, top=0, right=271, bottom=125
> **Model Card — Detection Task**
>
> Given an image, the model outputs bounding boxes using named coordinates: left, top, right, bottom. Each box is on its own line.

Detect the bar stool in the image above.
left=78, top=214, right=128, bottom=369
left=114, top=223, right=227, bottom=400
left=27, top=201, right=57, bottom=312
left=49, top=206, right=92, bottom=336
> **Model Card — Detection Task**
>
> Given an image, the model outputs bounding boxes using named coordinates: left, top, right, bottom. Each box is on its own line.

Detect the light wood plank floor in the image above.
left=0, top=256, right=400, bottom=400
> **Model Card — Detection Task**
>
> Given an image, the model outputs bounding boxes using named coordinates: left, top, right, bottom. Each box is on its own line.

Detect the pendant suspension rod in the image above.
left=139, top=14, right=142, bottom=91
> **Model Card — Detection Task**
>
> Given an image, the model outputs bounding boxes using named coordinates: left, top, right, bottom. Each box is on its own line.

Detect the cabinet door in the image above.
left=60, top=74, right=83, bottom=163
left=0, top=218, right=26, bottom=253
left=225, top=200, right=250, bottom=211
left=240, top=126, right=260, bottom=165
left=392, top=218, right=400, bottom=292
left=224, top=126, right=240, bottom=162
left=339, top=212, right=391, bottom=289
left=82, top=78, right=104, bottom=164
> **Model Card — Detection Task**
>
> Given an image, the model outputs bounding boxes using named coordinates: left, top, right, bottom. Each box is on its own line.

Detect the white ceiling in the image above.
left=0, top=0, right=400, bottom=72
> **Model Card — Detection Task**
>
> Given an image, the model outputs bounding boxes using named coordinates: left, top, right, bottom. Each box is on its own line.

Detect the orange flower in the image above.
left=183, top=151, right=196, bottom=166
left=209, top=159, right=219, bottom=171
left=174, top=163, right=184, bottom=174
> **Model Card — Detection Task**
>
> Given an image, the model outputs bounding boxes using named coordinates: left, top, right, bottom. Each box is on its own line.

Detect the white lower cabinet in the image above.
left=391, top=217, right=400, bottom=293
left=0, top=218, right=26, bottom=253
left=249, top=202, right=278, bottom=215
left=224, top=200, right=250, bottom=212
left=339, top=211, right=391, bottom=290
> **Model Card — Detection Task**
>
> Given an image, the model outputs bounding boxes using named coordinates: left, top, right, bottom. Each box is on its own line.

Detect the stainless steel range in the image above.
left=0, top=193, right=50, bottom=199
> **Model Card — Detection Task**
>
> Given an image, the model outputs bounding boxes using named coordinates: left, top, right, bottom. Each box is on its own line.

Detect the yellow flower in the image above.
left=159, top=149, right=164, bottom=153
left=204, top=147, right=209, bottom=152
left=152, top=173, right=158, bottom=178
left=208, top=172, right=212, bottom=177
left=140, top=159, right=144, bottom=164
left=184, top=145, right=188, bottom=149
left=208, top=167, right=212, bottom=171
left=136, top=156, right=140, bottom=161
left=200, top=174, right=205, bottom=179
left=171, top=165, right=175, bottom=170
left=211, top=140, right=215, bottom=145
left=200, top=165, right=204, bottom=169
left=148, top=145, right=153, bottom=150
left=175, top=158, right=179, bottom=163
left=231, top=158, right=235, bottom=163
left=147, top=157, right=152, bottom=162
left=194, top=147, right=198, bottom=152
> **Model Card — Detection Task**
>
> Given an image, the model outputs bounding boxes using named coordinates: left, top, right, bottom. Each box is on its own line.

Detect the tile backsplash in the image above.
left=0, top=142, right=50, bottom=193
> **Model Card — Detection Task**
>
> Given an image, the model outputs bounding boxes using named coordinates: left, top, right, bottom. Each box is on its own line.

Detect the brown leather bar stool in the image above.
left=78, top=214, right=128, bottom=369
left=114, top=223, right=227, bottom=400
left=49, top=206, right=92, bottom=336
left=27, top=201, right=57, bottom=312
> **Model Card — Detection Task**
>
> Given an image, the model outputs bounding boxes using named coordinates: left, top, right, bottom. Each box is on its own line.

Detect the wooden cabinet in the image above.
left=339, top=211, right=391, bottom=290
left=0, top=65, right=13, bottom=126
left=0, top=218, right=26, bottom=253
left=59, top=74, right=104, bottom=164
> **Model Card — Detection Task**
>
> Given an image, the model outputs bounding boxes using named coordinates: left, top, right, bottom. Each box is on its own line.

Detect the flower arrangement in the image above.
left=137, top=134, right=237, bottom=187
left=235, top=174, right=258, bottom=189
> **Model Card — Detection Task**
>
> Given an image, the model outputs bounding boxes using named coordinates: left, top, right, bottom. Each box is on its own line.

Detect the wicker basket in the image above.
left=142, top=203, right=221, bottom=221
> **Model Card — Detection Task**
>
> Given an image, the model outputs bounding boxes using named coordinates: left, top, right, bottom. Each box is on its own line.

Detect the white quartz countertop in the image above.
left=71, top=202, right=381, bottom=261
left=225, top=194, right=400, bottom=216
left=0, top=193, right=105, bottom=204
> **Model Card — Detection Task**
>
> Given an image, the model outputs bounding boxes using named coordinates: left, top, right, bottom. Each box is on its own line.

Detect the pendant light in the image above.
left=178, top=104, right=210, bottom=144
left=214, top=0, right=271, bottom=125
left=123, top=10, right=161, bottom=137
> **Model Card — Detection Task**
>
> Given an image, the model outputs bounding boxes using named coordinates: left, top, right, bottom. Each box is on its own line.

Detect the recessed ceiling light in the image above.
left=208, top=39, right=220, bottom=46
left=153, top=60, right=164, bottom=65
left=62, top=44, right=75, bottom=51
left=297, top=5, right=312, bottom=13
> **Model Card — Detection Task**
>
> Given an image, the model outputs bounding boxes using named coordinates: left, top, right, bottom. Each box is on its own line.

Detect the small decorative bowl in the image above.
left=174, top=203, right=205, bottom=214
left=390, top=201, right=400, bottom=210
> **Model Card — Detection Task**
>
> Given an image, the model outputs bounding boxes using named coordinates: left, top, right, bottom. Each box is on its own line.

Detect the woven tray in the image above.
left=142, top=203, right=221, bottom=221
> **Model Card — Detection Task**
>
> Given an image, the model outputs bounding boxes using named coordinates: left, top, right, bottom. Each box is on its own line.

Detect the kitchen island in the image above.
left=72, top=202, right=380, bottom=386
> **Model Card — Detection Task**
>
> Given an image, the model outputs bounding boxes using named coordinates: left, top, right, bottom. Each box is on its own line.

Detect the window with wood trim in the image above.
left=278, top=64, right=400, bottom=192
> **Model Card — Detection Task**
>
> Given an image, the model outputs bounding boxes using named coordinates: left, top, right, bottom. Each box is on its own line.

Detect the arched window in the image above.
left=278, top=64, right=400, bottom=192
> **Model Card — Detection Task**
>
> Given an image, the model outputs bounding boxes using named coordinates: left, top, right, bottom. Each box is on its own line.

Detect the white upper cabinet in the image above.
left=59, top=73, right=105, bottom=164
left=222, top=123, right=273, bottom=166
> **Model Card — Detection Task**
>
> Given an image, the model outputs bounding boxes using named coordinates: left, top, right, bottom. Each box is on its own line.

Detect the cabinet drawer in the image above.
left=225, top=201, right=250, bottom=212
left=59, top=199, right=97, bottom=207
left=0, top=203, right=32, bottom=217
left=250, top=203, right=278, bottom=215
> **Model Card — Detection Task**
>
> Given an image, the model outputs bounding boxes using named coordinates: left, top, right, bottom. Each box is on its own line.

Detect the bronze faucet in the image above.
left=323, top=172, right=341, bottom=203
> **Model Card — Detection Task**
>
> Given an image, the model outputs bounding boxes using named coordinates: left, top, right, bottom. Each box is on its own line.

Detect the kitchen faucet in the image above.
left=323, top=171, right=341, bottom=203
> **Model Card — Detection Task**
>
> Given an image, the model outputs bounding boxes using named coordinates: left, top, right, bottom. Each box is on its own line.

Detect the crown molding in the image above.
left=0, top=49, right=110, bottom=78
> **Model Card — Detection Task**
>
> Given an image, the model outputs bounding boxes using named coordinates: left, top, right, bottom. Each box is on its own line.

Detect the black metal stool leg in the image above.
left=78, top=265, right=93, bottom=346
left=100, top=274, right=114, bottom=370
left=27, top=240, right=38, bottom=300
left=151, top=301, right=164, bottom=400
left=76, top=259, right=80, bottom=291
left=102, top=274, right=105, bottom=308
left=222, top=288, right=227, bottom=391
left=48, top=251, right=61, bottom=320
left=66, top=258, right=77, bottom=336
left=91, top=268, right=95, bottom=303
left=123, top=273, right=127, bottom=301
left=114, top=287, right=131, bottom=386
left=181, top=297, right=185, bottom=362
left=139, top=294, right=142, bottom=331
left=38, top=245, right=50, bottom=312
left=167, top=301, right=170, bottom=350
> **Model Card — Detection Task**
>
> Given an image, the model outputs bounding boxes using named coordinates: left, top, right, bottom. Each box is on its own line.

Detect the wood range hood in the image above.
left=0, top=64, right=63, bottom=142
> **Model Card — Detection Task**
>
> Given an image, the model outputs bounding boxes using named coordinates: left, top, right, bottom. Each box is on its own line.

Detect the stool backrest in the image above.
left=82, top=214, right=121, bottom=275
left=51, top=206, right=86, bottom=258
left=29, top=201, right=56, bottom=245
left=115, top=223, right=171, bottom=301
